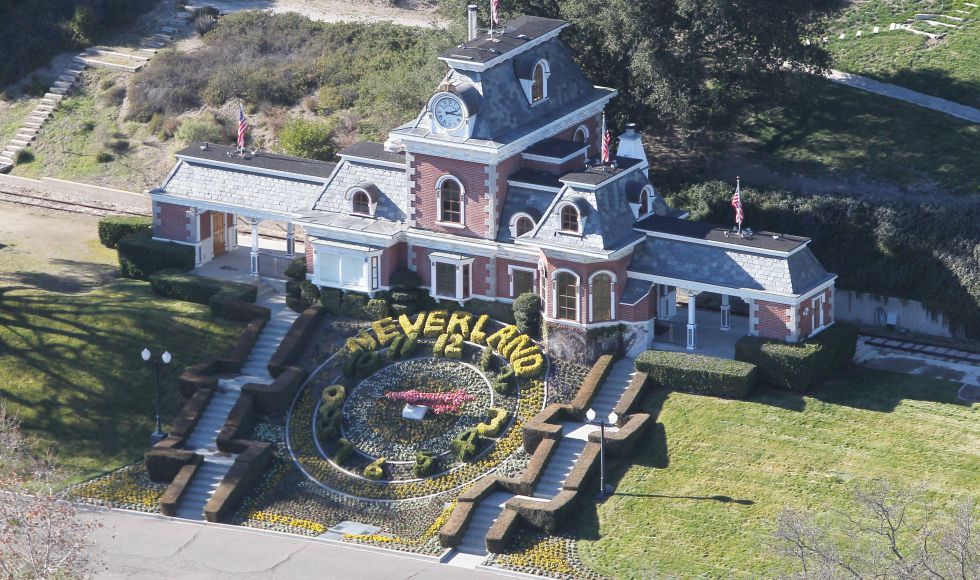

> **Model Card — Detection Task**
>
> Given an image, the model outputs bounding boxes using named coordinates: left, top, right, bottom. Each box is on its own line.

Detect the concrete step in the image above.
left=161, top=26, right=179, bottom=34
left=52, top=80, right=72, bottom=89
left=43, top=92, right=65, bottom=100
left=9, top=139, right=31, bottom=148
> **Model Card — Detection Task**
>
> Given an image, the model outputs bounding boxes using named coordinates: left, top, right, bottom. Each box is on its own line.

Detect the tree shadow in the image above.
left=5, top=258, right=119, bottom=293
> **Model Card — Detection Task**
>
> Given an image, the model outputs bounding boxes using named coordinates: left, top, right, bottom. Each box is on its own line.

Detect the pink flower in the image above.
left=385, top=389, right=474, bottom=414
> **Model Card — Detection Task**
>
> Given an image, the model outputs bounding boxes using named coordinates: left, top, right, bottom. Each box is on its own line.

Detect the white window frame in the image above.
left=551, top=269, right=580, bottom=322
left=510, top=212, right=536, bottom=238
left=588, top=270, right=617, bottom=323
left=435, top=175, right=465, bottom=227
left=508, top=264, right=538, bottom=298
left=639, top=185, right=655, bottom=218
left=429, top=253, right=475, bottom=302
left=348, top=188, right=375, bottom=217
left=812, top=294, right=826, bottom=330
left=557, top=202, right=583, bottom=235
left=312, top=240, right=382, bottom=292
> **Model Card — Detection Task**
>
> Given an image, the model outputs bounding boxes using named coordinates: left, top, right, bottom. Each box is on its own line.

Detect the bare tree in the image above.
left=774, top=479, right=979, bottom=580
left=0, top=405, right=97, bottom=579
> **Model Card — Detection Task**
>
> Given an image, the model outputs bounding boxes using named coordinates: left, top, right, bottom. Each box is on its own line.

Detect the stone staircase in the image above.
left=172, top=293, right=297, bottom=521
left=454, top=491, right=514, bottom=556
left=0, top=9, right=191, bottom=173
left=531, top=435, right=588, bottom=499
left=589, top=358, right=637, bottom=418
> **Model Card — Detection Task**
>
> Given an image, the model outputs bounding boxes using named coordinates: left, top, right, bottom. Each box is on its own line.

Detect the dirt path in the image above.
left=205, top=0, right=447, bottom=28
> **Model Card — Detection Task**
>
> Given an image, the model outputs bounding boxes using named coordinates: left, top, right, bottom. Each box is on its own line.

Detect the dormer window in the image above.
left=352, top=190, right=371, bottom=215
left=573, top=125, right=589, bottom=143
left=560, top=204, right=580, bottom=233
left=517, top=57, right=550, bottom=105
left=531, top=60, right=548, bottom=103
left=346, top=184, right=379, bottom=217
left=511, top=213, right=535, bottom=237
left=639, top=185, right=653, bottom=217
left=437, top=175, right=464, bottom=225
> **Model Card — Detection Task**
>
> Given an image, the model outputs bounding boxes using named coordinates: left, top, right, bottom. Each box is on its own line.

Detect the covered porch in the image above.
left=651, top=307, right=750, bottom=360
left=193, top=230, right=304, bottom=286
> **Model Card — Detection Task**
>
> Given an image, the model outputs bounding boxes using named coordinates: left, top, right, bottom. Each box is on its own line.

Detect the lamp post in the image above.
left=586, top=407, right=619, bottom=500
left=142, top=348, right=172, bottom=445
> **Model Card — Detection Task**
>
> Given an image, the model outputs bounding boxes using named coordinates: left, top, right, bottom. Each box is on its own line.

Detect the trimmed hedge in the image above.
left=364, top=457, right=386, bottom=480
left=475, top=408, right=508, bottom=437
left=333, top=438, right=353, bottom=464
left=734, top=323, right=858, bottom=392
left=149, top=270, right=257, bottom=305
left=513, top=292, right=542, bottom=338
left=452, top=428, right=480, bottom=462
left=117, top=233, right=195, bottom=280
left=636, top=350, right=757, bottom=398
left=98, top=215, right=151, bottom=248
left=413, top=452, right=437, bottom=478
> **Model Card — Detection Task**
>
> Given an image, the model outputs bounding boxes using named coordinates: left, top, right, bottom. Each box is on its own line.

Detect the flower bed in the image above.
left=66, top=463, right=168, bottom=513
left=486, top=528, right=609, bottom=580
left=547, top=360, right=591, bottom=405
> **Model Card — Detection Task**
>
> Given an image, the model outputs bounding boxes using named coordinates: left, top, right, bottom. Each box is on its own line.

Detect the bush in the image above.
left=412, top=452, right=437, bottom=478
left=175, top=113, right=228, bottom=146
left=354, top=351, right=383, bottom=379
left=278, top=117, right=336, bottom=161
left=636, top=350, right=757, bottom=398
left=493, top=366, right=514, bottom=395
left=388, top=335, right=405, bottom=360
left=513, top=293, right=542, bottom=338
left=389, top=268, right=421, bottom=289
left=451, top=428, right=480, bottom=462
left=332, top=438, right=353, bottom=464
left=734, top=323, right=858, bottom=392
left=95, top=151, right=114, bottom=163
left=475, top=408, right=508, bottom=437
left=98, top=215, right=152, bottom=248
left=321, top=384, right=346, bottom=409
left=364, top=457, right=386, bottom=480
left=299, top=280, right=320, bottom=303
left=317, top=405, right=342, bottom=441
left=285, top=279, right=302, bottom=299
left=117, top=233, right=195, bottom=280
left=479, top=346, right=494, bottom=372
left=286, top=294, right=310, bottom=313
left=149, top=270, right=256, bottom=305
left=400, top=333, right=419, bottom=358
left=433, top=333, right=448, bottom=356
left=284, top=256, right=307, bottom=280
left=364, top=298, right=389, bottom=320
left=193, top=12, right=217, bottom=35
left=318, top=287, right=343, bottom=314
left=342, top=292, right=369, bottom=319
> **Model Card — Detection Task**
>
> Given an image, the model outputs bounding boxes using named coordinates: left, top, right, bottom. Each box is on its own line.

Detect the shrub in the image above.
left=332, top=438, right=353, bottom=464
left=493, top=367, right=515, bottom=395
left=354, top=351, right=382, bottom=379
left=284, top=256, right=307, bottom=280
left=734, top=323, right=858, bottom=392
left=95, top=151, right=114, bottom=163
left=512, top=353, right=546, bottom=379
left=286, top=295, right=310, bottom=313
left=175, top=112, right=228, bottom=146
left=317, top=405, right=342, bottom=441
left=451, top=428, right=480, bottom=462
left=389, top=268, right=421, bottom=289
left=193, top=12, right=217, bottom=35
left=433, top=333, right=449, bottom=356
left=400, top=333, right=419, bottom=358
left=412, top=452, right=437, bottom=478
left=14, top=149, right=34, bottom=164
left=475, top=408, right=509, bottom=437
left=636, top=350, right=757, bottom=398
left=479, top=346, right=494, bottom=372
left=388, top=335, right=405, bottom=360
left=321, top=384, right=346, bottom=409
left=149, top=270, right=256, bottom=305
left=343, top=350, right=363, bottom=379
left=513, top=293, right=542, bottom=338
left=117, top=233, right=195, bottom=280
left=67, top=6, right=97, bottom=46
left=342, top=292, right=369, bottom=319
left=285, top=279, right=302, bottom=299
left=278, top=117, right=337, bottom=161
left=299, top=280, right=320, bottom=303
left=98, top=215, right=152, bottom=248
left=445, top=334, right=464, bottom=359
left=318, top=287, right=343, bottom=314
left=364, top=298, right=389, bottom=320
left=363, top=457, right=386, bottom=480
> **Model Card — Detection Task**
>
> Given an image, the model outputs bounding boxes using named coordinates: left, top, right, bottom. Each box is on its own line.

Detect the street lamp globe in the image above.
left=141, top=348, right=151, bottom=362
left=162, top=351, right=172, bottom=365
left=608, top=411, right=619, bottom=425
left=586, top=408, right=596, bottom=422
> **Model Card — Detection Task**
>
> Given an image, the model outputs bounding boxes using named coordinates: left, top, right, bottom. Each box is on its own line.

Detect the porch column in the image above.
left=686, top=290, right=699, bottom=350
left=249, top=217, right=259, bottom=276
left=285, top=222, right=295, bottom=257
left=720, top=294, right=731, bottom=331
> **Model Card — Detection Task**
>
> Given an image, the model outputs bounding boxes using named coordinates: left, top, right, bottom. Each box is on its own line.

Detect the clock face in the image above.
left=433, top=96, right=464, bottom=130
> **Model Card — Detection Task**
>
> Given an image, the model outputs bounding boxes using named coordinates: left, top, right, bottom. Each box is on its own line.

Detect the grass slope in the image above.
left=826, top=0, right=980, bottom=107
left=0, top=280, right=244, bottom=484
left=577, top=368, right=979, bottom=578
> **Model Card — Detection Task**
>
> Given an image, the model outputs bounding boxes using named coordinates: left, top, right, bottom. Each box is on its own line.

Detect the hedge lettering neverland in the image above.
left=346, top=310, right=546, bottom=379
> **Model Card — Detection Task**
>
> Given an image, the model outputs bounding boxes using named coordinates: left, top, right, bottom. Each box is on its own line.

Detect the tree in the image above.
left=513, top=292, right=542, bottom=338
left=278, top=117, right=338, bottom=161
left=0, top=406, right=96, bottom=579
left=441, top=0, right=835, bottom=133
left=773, top=479, right=979, bottom=579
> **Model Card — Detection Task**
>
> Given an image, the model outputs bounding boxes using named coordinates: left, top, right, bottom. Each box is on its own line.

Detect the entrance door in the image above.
left=212, top=213, right=226, bottom=257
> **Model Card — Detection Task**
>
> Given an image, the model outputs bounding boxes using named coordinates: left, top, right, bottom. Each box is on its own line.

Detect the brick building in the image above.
left=149, top=14, right=836, bottom=362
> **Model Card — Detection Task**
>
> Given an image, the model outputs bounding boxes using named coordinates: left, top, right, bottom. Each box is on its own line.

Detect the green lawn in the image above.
left=825, top=0, right=980, bottom=107
left=0, top=280, right=244, bottom=484
left=740, top=78, right=980, bottom=194
left=577, top=368, right=979, bottom=578
left=0, top=96, right=38, bottom=145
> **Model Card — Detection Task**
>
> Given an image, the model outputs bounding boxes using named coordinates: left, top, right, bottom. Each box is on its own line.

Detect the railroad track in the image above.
left=0, top=188, right=147, bottom=217
left=860, top=334, right=980, bottom=366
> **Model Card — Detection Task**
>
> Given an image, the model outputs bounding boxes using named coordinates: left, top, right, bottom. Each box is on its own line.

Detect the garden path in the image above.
left=175, top=292, right=298, bottom=521
left=447, top=357, right=636, bottom=567
left=823, top=68, right=980, bottom=123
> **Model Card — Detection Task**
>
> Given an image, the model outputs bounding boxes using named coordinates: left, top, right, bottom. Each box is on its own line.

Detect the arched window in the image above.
left=560, top=204, right=579, bottom=233
left=591, top=273, right=613, bottom=322
left=555, top=272, right=578, bottom=321
left=351, top=190, right=371, bottom=215
left=515, top=215, right=534, bottom=237
left=573, top=125, right=589, bottom=143
left=438, top=176, right=463, bottom=224
left=531, top=60, right=549, bottom=103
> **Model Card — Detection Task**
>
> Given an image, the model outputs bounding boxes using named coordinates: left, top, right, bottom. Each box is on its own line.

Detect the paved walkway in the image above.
left=79, top=508, right=503, bottom=579
left=855, top=336, right=980, bottom=402
left=825, top=69, right=980, bottom=123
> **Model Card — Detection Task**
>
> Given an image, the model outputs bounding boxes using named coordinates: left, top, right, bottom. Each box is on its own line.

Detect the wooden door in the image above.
left=212, top=213, right=226, bottom=256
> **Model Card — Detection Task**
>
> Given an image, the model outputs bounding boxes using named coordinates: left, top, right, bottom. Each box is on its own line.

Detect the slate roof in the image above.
left=508, top=168, right=563, bottom=189
left=439, top=16, right=567, bottom=64
left=634, top=215, right=810, bottom=253
left=628, top=236, right=833, bottom=296
left=620, top=278, right=654, bottom=305
left=296, top=211, right=407, bottom=238
left=524, top=138, right=586, bottom=160
left=560, top=157, right=642, bottom=187
left=496, top=185, right=557, bottom=242
left=339, top=141, right=406, bottom=165
left=176, top=142, right=336, bottom=180
left=158, top=159, right=326, bottom=215
left=310, top=159, right=409, bottom=223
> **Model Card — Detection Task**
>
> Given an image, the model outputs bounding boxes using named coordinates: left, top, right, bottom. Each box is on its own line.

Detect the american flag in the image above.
left=237, top=103, right=248, bottom=148
left=731, top=177, right=744, bottom=226
left=600, top=113, right=611, bottom=165
left=490, top=0, right=500, bottom=25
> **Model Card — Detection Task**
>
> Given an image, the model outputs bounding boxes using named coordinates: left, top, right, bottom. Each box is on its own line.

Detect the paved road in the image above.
left=80, top=508, right=508, bottom=579
left=825, top=69, right=980, bottom=123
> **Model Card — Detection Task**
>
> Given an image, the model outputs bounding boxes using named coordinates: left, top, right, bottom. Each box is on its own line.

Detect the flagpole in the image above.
left=736, top=176, right=741, bottom=234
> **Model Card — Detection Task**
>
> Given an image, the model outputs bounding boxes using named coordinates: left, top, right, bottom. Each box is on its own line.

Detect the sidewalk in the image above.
left=825, top=69, right=980, bottom=123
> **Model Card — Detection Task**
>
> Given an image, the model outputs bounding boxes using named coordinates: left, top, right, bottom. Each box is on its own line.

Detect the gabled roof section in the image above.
left=310, top=158, right=409, bottom=223
left=439, top=16, right=568, bottom=70
left=496, top=185, right=557, bottom=243
left=175, top=142, right=336, bottom=180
